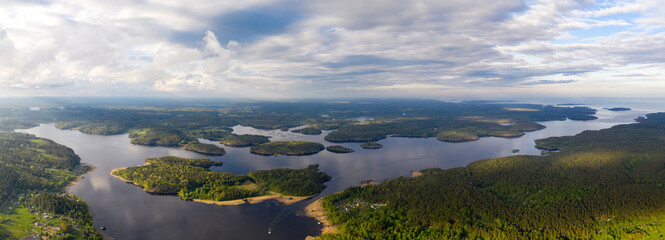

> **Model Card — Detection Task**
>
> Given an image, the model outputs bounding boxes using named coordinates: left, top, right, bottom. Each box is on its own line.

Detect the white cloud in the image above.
left=0, top=0, right=664, bottom=98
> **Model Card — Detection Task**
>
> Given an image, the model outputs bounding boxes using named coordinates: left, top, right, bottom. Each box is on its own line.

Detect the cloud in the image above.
left=0, top=0, right=664, bottom=98
left=520, top=79, right=577, bottom=86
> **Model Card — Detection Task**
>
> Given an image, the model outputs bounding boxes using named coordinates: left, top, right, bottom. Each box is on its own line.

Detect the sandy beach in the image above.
left=110, top=162, right=151, bottom=182
left=65, top=163, right=97, bottom=190
left=193, top=192, right=313, bottom=206
left=304, top=198, right=338, bottom=238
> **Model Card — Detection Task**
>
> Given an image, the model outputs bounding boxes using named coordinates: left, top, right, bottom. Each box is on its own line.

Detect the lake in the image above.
left=18, top=106, right=654, bottom=240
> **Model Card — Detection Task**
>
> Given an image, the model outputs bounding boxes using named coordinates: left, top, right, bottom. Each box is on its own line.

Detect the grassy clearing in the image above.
left=0, top=207, right=39, bottom=238
left=234, top=182, right=260, bottom=192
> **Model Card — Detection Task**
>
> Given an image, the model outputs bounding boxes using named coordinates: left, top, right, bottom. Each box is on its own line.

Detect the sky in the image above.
left=0, top=0, right=664, bottom=99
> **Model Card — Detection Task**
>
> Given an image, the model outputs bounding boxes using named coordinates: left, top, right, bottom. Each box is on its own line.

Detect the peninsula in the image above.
left=0, top=133, right=101, bottom=239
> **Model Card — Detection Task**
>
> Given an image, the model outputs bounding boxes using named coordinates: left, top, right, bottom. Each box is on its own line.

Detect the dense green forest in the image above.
left=292, top=127, right=323, bottom=135
left=249, top=164, right=332, bottom=196
left=0, top=119, right=38, bottom=131
left=182, top=143, right=226, bottom=155
left=326, top=145, right=355, bottom=153
left=113, top=156, right=331, bottom=201
left=0, top=133, right=101, bottom=239
left=55, top=121, right=127, bottom=135
left=128, top=126, right=197, bottom=146
left=249, top=141, right=325, bottom=156
left=219, top=133, right=270, bottom=147
left=3, top=99, right=598, bottom=150
left=325, top=119, right=546, bottom=143
left=319, top=112, right=665, bottom=240
left=0, top=133, right=81, bottom=202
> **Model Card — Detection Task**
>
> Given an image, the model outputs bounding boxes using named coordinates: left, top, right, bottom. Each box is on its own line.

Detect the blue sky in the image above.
left=0, top=0, right=664, bottom=99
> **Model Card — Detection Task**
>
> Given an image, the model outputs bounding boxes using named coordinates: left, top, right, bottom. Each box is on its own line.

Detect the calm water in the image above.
left=17, top=106, right=657, bottom=240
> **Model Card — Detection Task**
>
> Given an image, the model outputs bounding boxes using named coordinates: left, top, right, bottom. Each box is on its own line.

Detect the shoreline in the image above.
left=304, top=198, right=338, bottom=238
left=110, top=163, right=152, bottom=190
left=65, top=163, right=97, bottom=190
left=193, top=192, right=313, bottom=206
left=64, top=163, right=112, bottom=239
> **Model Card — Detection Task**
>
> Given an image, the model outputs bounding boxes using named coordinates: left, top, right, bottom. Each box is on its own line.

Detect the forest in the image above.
left=325, top=119, right=546, bottom=143
left=0, top=132, right=81, bottom=202
left=249, top=164, right=332, bottom=196
left=292, top=127, right=323, bottom=135
left=326, top=145, right=355, bottom=153
left=4, top=99, right=599, bottom=150
left=360, top=141, right=383, bottom=149
left=112, top=156, right=331, bottom=201
left=218, top=133, right=270, bottom=147
left=319, top=112, right=665, bottom=240
left=182, top=142, right=226, bottom=155
left=249, top=141, right=325, bottom=156
left=128, top=126, right=198, bottom=146
left=0, top=132, right=101, bottom=239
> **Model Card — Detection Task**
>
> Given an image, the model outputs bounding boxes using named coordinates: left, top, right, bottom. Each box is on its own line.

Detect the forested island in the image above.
left=292, top=127, right=323, bottom=135
left=112, top=156, right=331, bottom=203
left=326, top=145, right=355, bottom=153
left=360, top=141, right=383, bottom=149
left=128, top=126, right=197, bottom=146
left=326, top=120, right=546, bottom=143
left=219, top=134, right=270, bottom=147
left=182, top=143, right=226, bottom=155
left=314, top=112, right=665, bottom=239
left=249, top=141, right=325, bottom=156
left=606, top=107, right=631, bottom=111
left=2, top=100, right=599, bottom=154
left=0, top=133, right=101, bottom=239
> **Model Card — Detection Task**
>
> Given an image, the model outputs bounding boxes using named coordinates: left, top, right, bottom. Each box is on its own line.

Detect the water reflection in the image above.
left=17, top=107, right=651, bottom=240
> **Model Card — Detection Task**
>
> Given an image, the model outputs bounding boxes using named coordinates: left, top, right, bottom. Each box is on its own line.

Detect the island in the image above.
left=436, top=131, right=479, bottom=142
left=24, top=100, right=598, bottom=151
left=325, top=119, right=548, bottom=143
left=360, top=141, right=383, bottom=149
left=557, top=103, right=586, bottom=106
left=326, top=145, right=355, bottom=153
left=56, top=121, right=127, bottom=135
left=111, top=156, right=331, bottom=204
left=219, top=134, right=270, bottom=147
left=249, top=141, right=325, bottom=156
left=314, top=112, right=665, bottom=239
left=606, top=107, right=631, bottom=111
left=292, top=127, right=323, bottom=135
left=182, top=142, right=226, bottom=155
left=128, top=126, right=197, bottom=146
left=127, top=126, right=232, bottom=156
